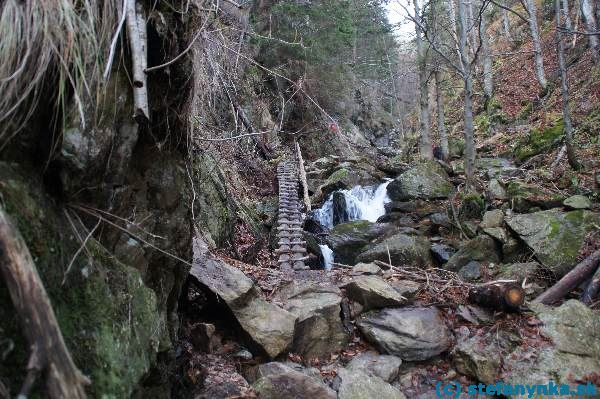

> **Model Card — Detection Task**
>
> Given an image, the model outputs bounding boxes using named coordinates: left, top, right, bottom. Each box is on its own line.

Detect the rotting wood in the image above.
left=535, top=249, right=600, bottom=305
left=126, top=0, right=149, bottom=121
left=0, top=208, right=89, bottom=398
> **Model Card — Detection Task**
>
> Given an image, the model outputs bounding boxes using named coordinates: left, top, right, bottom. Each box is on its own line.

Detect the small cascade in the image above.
left=313, top=180, right=392, bottom=229
left=312, top=180, right=392, bottom=270
left=319, top=244, right=334, bottom=271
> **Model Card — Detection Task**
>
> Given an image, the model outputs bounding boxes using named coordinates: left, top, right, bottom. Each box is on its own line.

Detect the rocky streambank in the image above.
left=176, top=152, right=600, bottom=398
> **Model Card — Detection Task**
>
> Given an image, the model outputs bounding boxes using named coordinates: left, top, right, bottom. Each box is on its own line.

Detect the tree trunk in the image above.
left=480, top=4, right=494, bottom=101
left=580, top=0, right=600, bottom=63
left=434, top=70, right=449, bottom=160
left=502, top=6, right=512, bottom=40
left=415, top=0, right=434, bottom=160
left=555, top=0, right=582, bottom=169
left=525, top=0, right=549, bottom=90
left=0, top=208, right=89, bottom=398
left=126, top=0, right=149, bottom=122
left=469, top=282, right=525, bottom=311
left=457, top=0, right=476, bottom=186
left=561, top=0, right=573, bottom=30
left=535, top=249, right=600, bottom=304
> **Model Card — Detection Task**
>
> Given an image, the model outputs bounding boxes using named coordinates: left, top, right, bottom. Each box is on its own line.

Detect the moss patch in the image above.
left=513, top=121, right=564, bottom=162
left=0, top=162, right=164, bottom=397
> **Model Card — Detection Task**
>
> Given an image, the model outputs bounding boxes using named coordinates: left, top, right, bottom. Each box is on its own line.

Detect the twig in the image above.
left=103, top=0, right=128, bottom=81
left=145, top=28, right=205, bottom=72
left=62, top=220, right=101, bottom=286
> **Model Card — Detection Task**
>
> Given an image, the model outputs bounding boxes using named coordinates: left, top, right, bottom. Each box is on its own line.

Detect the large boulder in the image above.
left=503, top=300, right=600, bottom=398
left=275, top=282, right=348, bottom=359
left=357, top=233, right=432, bottom=267
left=253, top=362, right=336, bottom=399
left=505, top=209, right=599, bottom=277
left=335, top=368, right=406, bottom=399
left=190, top=239, right=295, bottom=358
left=444, top=235, right=500, bottom=271
left=386, top=161, right=454, bottom=201
left=346, top=352, right=402, bottom=382
left=328, top=221, right=396, bottom=265
left=342, top=276, right=408, bottom=311
left=357, top=307, right=451, bottom=361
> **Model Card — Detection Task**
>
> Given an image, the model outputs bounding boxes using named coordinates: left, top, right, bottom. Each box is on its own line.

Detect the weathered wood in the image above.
left=295, top=139, right=311, bottom=212
left=125, top=0, right=149, bottom=121
left=468, top=282, right=525, bottom=312
left=0, top=208, right=89, bottom=398
left=535, top=249, right=600, bottom=305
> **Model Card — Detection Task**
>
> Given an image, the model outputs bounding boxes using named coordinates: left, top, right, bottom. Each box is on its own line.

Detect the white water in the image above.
left=313, top=180, right=392, bottom=270
left=313, top=180, right=392, bottom=229
left=319, top=244, right=334, bottom=271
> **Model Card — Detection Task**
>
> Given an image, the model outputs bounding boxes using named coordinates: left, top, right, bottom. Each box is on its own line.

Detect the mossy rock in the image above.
left=506, top=180, right=565, bottom=212
left=386, top=161, right=453, bottom=201
left=0, top=162, right=165, bottom=397
left=458, top=192, right=486, bottom=220
left=327, top=221, right=396, bottom=265
left=445, top=235, right=501, bottom=271
left=192, top=154, right=235, bottom=248
left=448, top=138, right=465, bottom=159
left=505, top=209, right=600, bottom=277
left=513, top=121, right=564, bottom=163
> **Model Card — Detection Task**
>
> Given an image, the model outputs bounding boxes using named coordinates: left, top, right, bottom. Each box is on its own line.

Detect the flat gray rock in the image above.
left=357, top=307, right=451, bottom=361
left=346, top=351, right=402, bottom=382
left=342, top=275, right=407, bottom=311
left=336, top=368, right=406, bottom=399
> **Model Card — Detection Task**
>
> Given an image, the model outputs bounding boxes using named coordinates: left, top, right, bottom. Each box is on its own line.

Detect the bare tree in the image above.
left=502, top=5, right=513, bottom=40
left=434, top=70, right=449, bottom=160
left=414, top=0, right=434, bottom=159
left=480, top=1, right=494, bottom=101
left=580, top=0, right=600, bottom=63
left=525, top=0, right=549, bottom=90
left=457, top=0, right=477, bottom=184
left=555, top=0, right=582, bottom=169
left=561, top=0, right=573, bottom=31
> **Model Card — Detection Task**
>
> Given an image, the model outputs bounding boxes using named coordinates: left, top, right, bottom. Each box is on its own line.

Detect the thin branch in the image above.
left=103, top=0, right=128, bottom=81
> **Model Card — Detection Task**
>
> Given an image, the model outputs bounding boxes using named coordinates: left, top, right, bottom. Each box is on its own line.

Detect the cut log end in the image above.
left=468, top=282, right=525, bottom=312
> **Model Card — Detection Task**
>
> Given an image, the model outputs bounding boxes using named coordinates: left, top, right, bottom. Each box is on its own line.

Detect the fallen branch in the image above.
left=125, top=0, right=149, bottom=121
left=534, top=249, right=600, bottom=305
left=0, top=208, right=89, bottom=398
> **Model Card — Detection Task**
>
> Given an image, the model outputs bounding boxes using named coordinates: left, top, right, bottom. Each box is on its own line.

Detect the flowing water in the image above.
left=312, top=180, right=392, bottom=228
left=319, top=244, right=334, bottom=271
left=313, top=180, right=391, bottom=269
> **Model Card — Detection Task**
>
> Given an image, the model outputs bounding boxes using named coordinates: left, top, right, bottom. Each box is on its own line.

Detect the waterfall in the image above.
left=313, top=180, right=391, bottom=270
left=319, top=244, right=334, bottom=271
left=313, top=180, right=392, bottom=229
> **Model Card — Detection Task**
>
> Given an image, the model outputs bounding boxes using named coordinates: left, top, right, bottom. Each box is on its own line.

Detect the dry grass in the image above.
left=0, top=0, right=121, bottom=148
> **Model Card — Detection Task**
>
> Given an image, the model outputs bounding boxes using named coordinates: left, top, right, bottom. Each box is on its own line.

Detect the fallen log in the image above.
left=468, top=282, right=525, bottom=312
left=0, top=208, right=89, bottom=398
left=581, top=264, right=600, bottom=305
left=535, top=249, right=600, bottom=305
